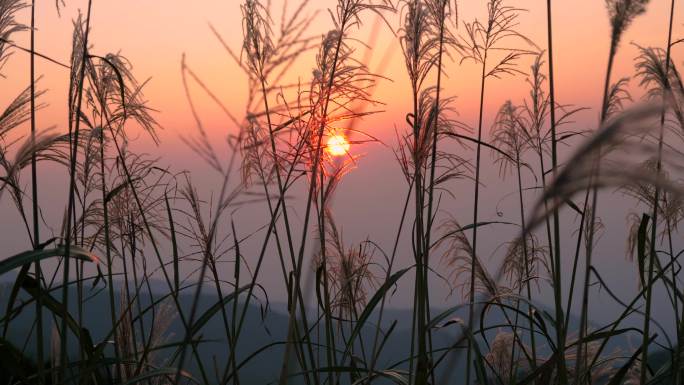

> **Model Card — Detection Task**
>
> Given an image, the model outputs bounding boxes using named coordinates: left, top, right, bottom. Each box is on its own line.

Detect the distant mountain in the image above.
left=0, top=281, right=468, bottom=383
left=0, top=281, right=666, bottom=384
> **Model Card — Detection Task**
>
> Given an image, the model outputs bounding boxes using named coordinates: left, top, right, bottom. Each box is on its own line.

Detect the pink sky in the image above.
left=1, top=0, right=682, bottom=308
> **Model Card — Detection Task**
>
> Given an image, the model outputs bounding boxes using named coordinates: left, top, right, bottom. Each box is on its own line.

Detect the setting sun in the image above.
left=326, top=134, right=350, bottom=156
left=3, top=0, right=683, bottom=383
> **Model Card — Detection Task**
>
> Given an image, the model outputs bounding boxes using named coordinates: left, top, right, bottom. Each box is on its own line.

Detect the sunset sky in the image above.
left=2, top=0, right=680, bottom=144
left=1, top=0, right=683, bottom=314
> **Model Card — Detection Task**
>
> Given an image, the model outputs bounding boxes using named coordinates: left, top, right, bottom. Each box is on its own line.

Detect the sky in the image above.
left=1, top=0, right=684, bottom=322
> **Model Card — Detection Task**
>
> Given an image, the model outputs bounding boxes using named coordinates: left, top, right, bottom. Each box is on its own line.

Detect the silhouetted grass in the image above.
left=2, top=0, right=684, bottom=384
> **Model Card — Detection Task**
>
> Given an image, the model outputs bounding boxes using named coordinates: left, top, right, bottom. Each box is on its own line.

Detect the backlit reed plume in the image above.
left=524, top=107, right=666, bottom=238
left=115, top=291, right=177, bottom=384
left=176, top=2, right=322, bottom=382
left=239, top=0, right=315, bottom=186
left=78, top=36, right=164, bottom=381
left=398, top=2, right=444, bottom=382
left=516, top=54, right=584, bottom=321
left=622, top=160, right=684, bottom=255
left=605, top=78, right=632, bottom=118
left=458, top=1, right=535, bottom=380
left=278, top=2, right=392, bottom=384
left=0, top=0, right=46, bottom=217
left=0, top=0, right=25, bottom=75
left=621, top=44, right=684, bottom=383
left=634, top=45, right=684, bottom=131
left=490, top=100, right=546, bottom=289
left=60, top=10, right=92, bottom=377
left=499, top=234, right=546, bottom=293
left=462, top=96, right=547, bottom=377
left=497, top=103, right=672, bottom=383
left=484, top=331, right=529, bottom=385
left=572, top=2, right=651, bottom=381
left=606, top=0, right=650, bottom=52
left=437, top=217, right=498, bottom=299
left=0, top=85, right=50, bottom=208
left=315, top=213, right=378, bottom=323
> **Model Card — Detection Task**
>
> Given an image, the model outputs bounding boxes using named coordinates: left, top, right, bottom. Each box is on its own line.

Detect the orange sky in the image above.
left=2, top=0, right=682, bottom=154
left=2, top=0, right=681, bottom=239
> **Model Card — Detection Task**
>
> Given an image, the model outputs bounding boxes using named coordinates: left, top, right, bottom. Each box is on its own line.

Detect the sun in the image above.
left=326, top=134, right=350, bottom=156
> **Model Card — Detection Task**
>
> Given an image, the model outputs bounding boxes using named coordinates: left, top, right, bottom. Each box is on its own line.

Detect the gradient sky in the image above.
left=1, top=0, right=683, bottom=321
left=2, top=0, right=680, bottom=143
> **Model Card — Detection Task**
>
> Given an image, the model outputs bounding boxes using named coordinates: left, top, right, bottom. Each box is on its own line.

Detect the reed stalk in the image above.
left=60, top=2, right=93, bottom=379
left=28, top=1, right=44, bottom=383
left=640, top=1, right=675, bottom=383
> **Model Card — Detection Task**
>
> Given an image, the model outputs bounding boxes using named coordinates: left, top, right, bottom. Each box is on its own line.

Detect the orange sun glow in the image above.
left=326, top=134, right=350, bottom=156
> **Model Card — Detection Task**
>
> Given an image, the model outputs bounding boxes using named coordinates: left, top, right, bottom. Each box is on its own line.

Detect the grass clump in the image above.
left=2, top=0, right=684, bottom=384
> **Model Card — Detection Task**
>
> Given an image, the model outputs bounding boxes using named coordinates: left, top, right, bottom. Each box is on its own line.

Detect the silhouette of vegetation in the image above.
left=0, top=0, right=683, bottom=384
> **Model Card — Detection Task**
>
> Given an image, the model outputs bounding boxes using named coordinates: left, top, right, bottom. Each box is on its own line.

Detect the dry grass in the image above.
left=1, top=0, right=684, bottom=384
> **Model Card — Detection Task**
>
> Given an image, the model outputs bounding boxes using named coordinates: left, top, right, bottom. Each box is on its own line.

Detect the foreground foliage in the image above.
left=1, top=0, right=683, bottom=384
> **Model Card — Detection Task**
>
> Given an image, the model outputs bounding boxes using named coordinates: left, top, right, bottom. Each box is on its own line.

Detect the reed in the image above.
left=457, top=1, right=534, bottom=381
left=1, top=1, right=684, bottom=384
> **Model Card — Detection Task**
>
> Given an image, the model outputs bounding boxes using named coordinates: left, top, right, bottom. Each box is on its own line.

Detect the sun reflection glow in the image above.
left=326, top=134, right=350, bottom=156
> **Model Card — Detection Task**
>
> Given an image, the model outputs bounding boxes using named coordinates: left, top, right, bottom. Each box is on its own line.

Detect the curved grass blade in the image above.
left=342, top=267, right=410, bottom=359
left=0, top=245, right=99, bottom=276
left=121, top=367, right=199, bottom=385
left=20, top=276, right=105, bottom=383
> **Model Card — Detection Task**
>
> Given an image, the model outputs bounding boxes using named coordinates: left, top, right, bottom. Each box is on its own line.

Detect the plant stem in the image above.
left=641, top=2, right=676, bottom=383
left=29, top=1, right=44, bottom=382
left=516, top=152, right=537, bottom=374
left=423, top=3, right=448, bottom=383
left=279, top=5, right=351, bottom=383
left=546, top=2, right=567, bottom=384
left=466, top=51, right=488, bottom=385
left=100, top=125, right=123, bottom=381
left=61, top=2, right=93, bottom=379
left=577, top=29, right=617, bottom=385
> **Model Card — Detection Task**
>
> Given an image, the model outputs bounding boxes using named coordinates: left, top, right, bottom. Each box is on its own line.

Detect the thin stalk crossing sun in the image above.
left=326, top=134, right=350, bottom=156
